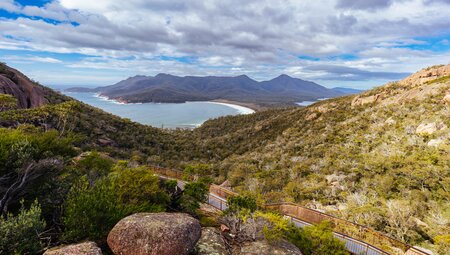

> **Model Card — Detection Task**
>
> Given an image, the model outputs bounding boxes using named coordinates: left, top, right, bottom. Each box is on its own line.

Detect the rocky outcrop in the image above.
left=351, top=93, right=384, bottom=106
left=0, top=64, right=49, bottom=108
left=195, top=227, right=229, bottom=255
left=237, top=240, right=303, bottom=255
left=107, top=212, right=201, bottom=255
left=398, top=64, right=450, bottom=87
left=415, top=122, right=447, bottom=136
left=44, top=241, right=102, bottom=255
left=352, top=64, right=450, bottom=107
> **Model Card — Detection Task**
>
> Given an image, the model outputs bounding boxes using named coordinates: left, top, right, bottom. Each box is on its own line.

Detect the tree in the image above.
left=62, top=177, right=126, bottom=242
left=110, top=164, right=169, bottom=213
left=0, top=200, right=46, bottom=254
left=0, top=129, right=74, bottom=214
left=178, top=181, right=208, bottom=215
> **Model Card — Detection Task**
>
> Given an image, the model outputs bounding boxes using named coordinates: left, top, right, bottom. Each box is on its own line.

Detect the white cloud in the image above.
left=3, top=55, right=62, bottom=63
left=0, top=0, right=448, bottom=88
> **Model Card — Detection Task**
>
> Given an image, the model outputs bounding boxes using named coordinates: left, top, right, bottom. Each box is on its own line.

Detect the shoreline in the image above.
left=206, top=101, right=255, bottom=115
left=93, top=93, right=256, bottom=114
left=210, top=99, right=262, bottom=112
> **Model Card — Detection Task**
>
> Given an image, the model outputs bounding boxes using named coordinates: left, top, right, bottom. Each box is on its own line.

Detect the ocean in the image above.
left=64, top=92, right=254, bottom=129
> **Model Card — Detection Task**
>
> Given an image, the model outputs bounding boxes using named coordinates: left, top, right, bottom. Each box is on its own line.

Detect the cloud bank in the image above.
left=0, top=0, right=449, bottom=88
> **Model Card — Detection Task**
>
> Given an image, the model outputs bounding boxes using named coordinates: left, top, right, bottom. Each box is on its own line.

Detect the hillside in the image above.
left=1, top=63, right=450, bottom=254
left=68, top=73, right=346, bottom=108
left=189, top=64, right=450, bottom=253
left=0, top=63, right=68, bottom=108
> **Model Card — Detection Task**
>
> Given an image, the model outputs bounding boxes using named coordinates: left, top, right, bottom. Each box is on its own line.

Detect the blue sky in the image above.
left=0, top=0, right=449, bottom=88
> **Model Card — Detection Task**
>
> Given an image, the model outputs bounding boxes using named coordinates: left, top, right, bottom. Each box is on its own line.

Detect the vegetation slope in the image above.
left=1, top=62, right=450, bottom=254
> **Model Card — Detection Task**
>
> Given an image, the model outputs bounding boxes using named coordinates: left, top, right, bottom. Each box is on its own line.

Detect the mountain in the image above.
left=1, top=63, right=450, bottom=254
left=331, top=87, right=364, bottom=94
left=0, top=63, right=68, bottom=108
left=184, top=64, right=450, bottom=253
left=67, top=74, right=347, bottom=108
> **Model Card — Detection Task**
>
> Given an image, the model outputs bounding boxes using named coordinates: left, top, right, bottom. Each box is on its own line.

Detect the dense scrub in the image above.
left=1, top=63, right=450, bottom=254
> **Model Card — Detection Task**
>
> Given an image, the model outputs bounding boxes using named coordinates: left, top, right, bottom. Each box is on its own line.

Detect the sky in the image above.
left=0, top=0, right=449, bottom=89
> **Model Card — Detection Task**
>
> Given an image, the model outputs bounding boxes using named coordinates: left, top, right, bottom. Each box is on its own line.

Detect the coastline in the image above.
left=210, top=99, right=261, bottom=112
left=207, top=101, right=255, bottom=115
left=93, top=93, right=256, bottom=114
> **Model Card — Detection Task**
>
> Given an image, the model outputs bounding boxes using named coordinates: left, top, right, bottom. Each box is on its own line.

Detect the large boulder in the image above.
left=237, top=240, right=303, bottom=255
left=195, top=227, right=229, bottom=255
left=44, top=241, right=102, bottom=255
left=107, top=212, right=201, bottom=255
left=416, top=122, right=447, bottom=136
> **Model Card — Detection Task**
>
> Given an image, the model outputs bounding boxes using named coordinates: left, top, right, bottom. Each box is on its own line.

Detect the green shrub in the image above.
left=62, top=177, right=126, bottom=242
left=63, top=164, right=171, bottom=242
left=254, top=211, right=290, bottom=243
left=226, top=195, right=257, bottom=214
left=435, top=234, right=450, bottom=255
left=287, top=221, right=349, bottom=255
left=74, top=151, right=114, bottom=184
left=178, top=181, right=208, bottom=215
left=110, top=165, right=169, bottom=214
left=0, top=200, right=46, bottom=254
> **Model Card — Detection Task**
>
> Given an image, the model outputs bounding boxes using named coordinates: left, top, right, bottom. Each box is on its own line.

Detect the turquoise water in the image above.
left=65, top=92, right=253, bottom=128
left=296, top=98, right=329, bottom=106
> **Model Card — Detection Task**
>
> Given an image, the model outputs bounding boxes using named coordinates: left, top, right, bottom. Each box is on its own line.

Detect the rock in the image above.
left=195, top=227, right=229, bottom=255
left=237, top=240, right=303, bottom=255
left=44, top=241, right=102, bottom=255
left=220, top=224, right=230, bottom=232
left=416, top=122, right=447, bottom=136
left=98, top=136, right=115, bottom=146
left=443, top=93, right=450, bottom=103
left=398, top=64, right=450, bottom=87
left=107, top=212, right=201, bottom=255
left=385, top=117, right=396, bottom=125
left=351, top=93, right=383, bottom=106
left=427, top=138, right=443, bottom=147
left=0, top=67, right=49, bottom=108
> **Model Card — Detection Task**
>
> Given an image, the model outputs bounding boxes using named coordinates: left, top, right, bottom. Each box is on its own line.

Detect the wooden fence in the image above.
left=154, top=168, right=430, bottom=255
left=209, top=185, right=430, bottom=255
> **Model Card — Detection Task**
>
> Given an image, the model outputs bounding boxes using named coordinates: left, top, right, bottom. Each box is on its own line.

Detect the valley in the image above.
left=1, top=62, right=449, bottom=254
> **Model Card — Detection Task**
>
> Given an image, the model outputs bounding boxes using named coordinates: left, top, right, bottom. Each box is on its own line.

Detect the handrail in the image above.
left=154, top=169, right=431, bottom=255
left=209, top=185, right=431, bottom=255
left=264, top=202, right=410, bottom=252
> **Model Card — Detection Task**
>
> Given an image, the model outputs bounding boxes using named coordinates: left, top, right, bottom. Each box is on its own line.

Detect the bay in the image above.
left=64, top=92, right=254, bottom=129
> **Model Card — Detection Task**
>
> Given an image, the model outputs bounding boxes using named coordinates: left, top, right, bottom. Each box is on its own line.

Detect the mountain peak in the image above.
left=155, top=73, right=176, bottom=78
left=277, top=74, right=292, bottom=79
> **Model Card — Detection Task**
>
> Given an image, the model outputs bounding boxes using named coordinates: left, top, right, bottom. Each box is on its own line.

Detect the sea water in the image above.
left=64, top=92, right=254, bottom=129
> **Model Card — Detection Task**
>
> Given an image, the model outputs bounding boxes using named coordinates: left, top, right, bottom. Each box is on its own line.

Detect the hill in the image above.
left=1, top=63, right=450, bottom=254
left=186, top=64, right=450, bottom=253
left=67, top=74, right=349, bottom=108
left=0, top=63, right=68, bottom=108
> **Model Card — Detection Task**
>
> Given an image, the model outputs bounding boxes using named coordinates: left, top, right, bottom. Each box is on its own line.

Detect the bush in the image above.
left=0, top=94, right=17, bottom=111
left=110, top=165, right=169, bottom=213
left=287, top=221, right=349, bottom=255
left=0, top=200, right=46, bottom=254
left=62, top=177, right=126, bottom=242
left=63, top=164, right=171, bottom=242
left=254, top=211, right=289, bottom=243
left=74, top=151, right=114, bottom=184
left=178, top=181, right=209, bottom=215
left=226, top=195, right=257, bottom=214
left=435, top=234, right=450, bottom=255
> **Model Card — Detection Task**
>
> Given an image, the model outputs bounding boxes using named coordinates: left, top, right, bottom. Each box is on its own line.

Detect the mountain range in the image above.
left=1, top=62, right=449, bottom=254
left=67, top=74, right=362, bottom=109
